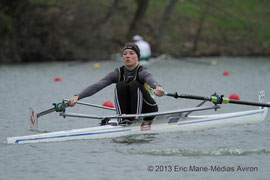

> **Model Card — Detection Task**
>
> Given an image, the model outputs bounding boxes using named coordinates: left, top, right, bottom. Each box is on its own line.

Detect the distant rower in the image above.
left=133, top=35, right=151, bottom=61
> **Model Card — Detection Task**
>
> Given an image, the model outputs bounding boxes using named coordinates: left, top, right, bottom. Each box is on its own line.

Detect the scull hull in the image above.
left=7, top=108, right=268, bottom=144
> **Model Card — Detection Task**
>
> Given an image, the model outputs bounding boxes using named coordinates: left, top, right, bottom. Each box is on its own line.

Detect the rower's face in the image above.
left=123, top=49, right=138, bottom=67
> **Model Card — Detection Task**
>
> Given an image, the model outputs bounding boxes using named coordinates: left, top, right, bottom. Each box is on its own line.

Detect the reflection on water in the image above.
left=112, top=134, right=157, bottom=144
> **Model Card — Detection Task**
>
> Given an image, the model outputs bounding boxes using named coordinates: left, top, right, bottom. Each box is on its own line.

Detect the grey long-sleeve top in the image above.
left=77, top=66, right=160, bottom=100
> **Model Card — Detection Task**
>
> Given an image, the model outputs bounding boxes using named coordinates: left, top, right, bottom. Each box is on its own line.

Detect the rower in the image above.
left=68, top=42, right=165, bottom=124
left=133, top=35, right=152, bottom=61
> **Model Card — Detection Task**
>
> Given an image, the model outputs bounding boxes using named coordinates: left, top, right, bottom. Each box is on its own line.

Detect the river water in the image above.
left=0, top=57, right=270, bottom=180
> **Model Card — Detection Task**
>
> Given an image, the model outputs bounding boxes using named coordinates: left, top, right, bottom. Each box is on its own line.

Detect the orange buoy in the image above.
left=223, top=71, right=229, bottom=76
left=102, top=101, right=114, bottom=108
left=93, top=63, right=100, bottom=69
left=229, top=93, right=240, bottom=100
left=54, top=76, right=62, bottom=82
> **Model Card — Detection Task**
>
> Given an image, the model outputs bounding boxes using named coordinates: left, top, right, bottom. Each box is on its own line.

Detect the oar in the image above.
left=37, top=102, right=67, bottom=117
left=164, top=92, right=270, bottom=108
left=30, top=102, right=68, bottom=131
left=63, top=99, right=115, bottom=111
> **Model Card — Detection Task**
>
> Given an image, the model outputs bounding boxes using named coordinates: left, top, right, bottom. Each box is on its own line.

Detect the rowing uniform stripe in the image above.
left=137, top=88, right=143, bottom=114
left=143, top=99, right=157, bottom=106
left=114, top=87, right=121, bottom=115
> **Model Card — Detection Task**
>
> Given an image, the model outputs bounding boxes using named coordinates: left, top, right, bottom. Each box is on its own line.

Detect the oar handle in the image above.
left=165, top=92, right=270, bottom=108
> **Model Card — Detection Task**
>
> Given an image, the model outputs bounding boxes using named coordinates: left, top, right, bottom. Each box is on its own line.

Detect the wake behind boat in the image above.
left=7, top=92, right=270, bottom=144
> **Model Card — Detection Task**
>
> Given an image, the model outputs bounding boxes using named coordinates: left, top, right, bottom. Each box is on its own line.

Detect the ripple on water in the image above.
left=125, top=147, right=270, bottom=157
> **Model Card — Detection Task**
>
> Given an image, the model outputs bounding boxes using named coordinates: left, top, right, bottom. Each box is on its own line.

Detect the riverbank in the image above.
left=0, top=0, right=270, bottom=63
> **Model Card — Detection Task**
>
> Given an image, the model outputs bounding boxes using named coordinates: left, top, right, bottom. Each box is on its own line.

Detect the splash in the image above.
left=0, top=140, right=7, bottom=145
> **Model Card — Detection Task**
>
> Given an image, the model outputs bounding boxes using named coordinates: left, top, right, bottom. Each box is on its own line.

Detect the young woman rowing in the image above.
left=68, top=42, right=164, bottom=123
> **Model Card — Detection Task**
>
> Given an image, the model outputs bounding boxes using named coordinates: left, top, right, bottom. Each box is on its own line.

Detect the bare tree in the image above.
left=192, top=2, right=210, bottom=53
left=128, top=0, right=149, bottom=38
left=89, top=0, right=121, bottom=33
left=154, top=0, right=178, bottom=51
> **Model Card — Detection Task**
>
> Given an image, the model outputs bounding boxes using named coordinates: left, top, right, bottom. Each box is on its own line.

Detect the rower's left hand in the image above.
left=154, top=86, right=165, bottom=97
left=68, top=95, right=79, bottom=107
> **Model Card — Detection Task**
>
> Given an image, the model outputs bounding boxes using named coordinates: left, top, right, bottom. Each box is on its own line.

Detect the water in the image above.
left=0, top=57, right=270, bottom=180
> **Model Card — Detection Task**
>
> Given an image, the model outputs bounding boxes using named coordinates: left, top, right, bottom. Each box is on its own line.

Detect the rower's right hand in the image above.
left=154, top=86, right=165, bottom=97
left=68, top=96, right=79, bottom=107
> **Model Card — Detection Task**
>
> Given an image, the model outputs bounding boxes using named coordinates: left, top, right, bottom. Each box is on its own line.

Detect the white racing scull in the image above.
left=7, top=106, right=268, bottom=144
left=7, top=91, right=270, bottom=144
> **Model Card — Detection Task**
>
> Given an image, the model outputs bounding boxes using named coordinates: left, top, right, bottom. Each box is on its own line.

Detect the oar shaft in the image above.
left=36, top=99, right=115, bottom=119
left=165, top=92, right=270, bottom=108
left=64, top=99, right=115, bottom=111
left=228, top=99, right=270, bottom=107
left=77, top=101, right=115, bottom=111
left=37, top=107, right=55, bottom=117
left=36, top=102, right=68, bottom=118
left=166, top=93, right=210, bottom=101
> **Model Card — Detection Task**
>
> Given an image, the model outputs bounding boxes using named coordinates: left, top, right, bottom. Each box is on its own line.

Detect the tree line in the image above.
left=0, top=0, right=269, bottom=63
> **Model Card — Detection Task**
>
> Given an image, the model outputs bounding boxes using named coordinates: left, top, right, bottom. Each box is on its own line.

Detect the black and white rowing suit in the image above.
left=76, top=65, right=160, bottom=121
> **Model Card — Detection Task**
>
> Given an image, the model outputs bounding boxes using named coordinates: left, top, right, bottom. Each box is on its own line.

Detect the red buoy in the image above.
left=229, top=93, right=240, bottom=100
left=54, top=76, right=62, bottom=82
left=103, top=101, right=114, bottom=108
left=223, top=71, right=229, bottom=76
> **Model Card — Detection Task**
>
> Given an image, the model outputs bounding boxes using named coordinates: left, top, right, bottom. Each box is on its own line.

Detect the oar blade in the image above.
left=29, top=107, right=38, bottom=131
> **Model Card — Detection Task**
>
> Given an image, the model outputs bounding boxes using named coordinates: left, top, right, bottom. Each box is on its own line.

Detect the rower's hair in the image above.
left=122, top=42, right=140, bottom=58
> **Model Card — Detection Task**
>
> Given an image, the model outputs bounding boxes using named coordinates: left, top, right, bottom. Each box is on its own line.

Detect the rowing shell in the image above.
left=7, top=106, right=268, bottom=144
